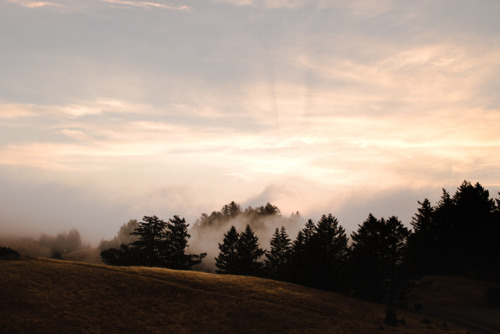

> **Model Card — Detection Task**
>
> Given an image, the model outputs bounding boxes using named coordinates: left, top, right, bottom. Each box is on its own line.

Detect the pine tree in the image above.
left=289, top=220, right=315, bottom=285
left=348, top=214, right=410, bottom=304
left=237, top=225, right=265, bottom=276
left=302, top=219, right=316, bottom=242
left=221, top=201, right=242, bottom=219
left=215, top=226, right=240, bottom=274
left=130, top=215, right=169, bottom=267
left=102, top=215, right=206, bottom=269
left=407, top=199, right=437, bottom=275
left=452, top=181, right=496, bottom=274
left=166, top=215, right=206, bottom=270
left=289, top=215, right=348, bottom=290
left=265, top=226, right=291, bottom=280
left=310, top=214, right=348, bottom=289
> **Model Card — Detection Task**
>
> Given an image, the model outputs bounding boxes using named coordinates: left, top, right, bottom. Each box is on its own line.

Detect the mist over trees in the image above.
left=210, top=181, right=500, bottom=305
left=100, top=215, right=206, bottom=270
left=98, top=219, right=139, bottom=251
left=39, top=228, right=85, bottom=259
left=95, top=180, right=500, bottom=306
left=189, top=201, right=302, bottom=272
left=0, top=228, right=88, bottom=259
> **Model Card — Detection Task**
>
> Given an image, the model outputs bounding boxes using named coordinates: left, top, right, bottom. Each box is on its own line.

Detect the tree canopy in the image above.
left=101, top=215, right=205, bottom=270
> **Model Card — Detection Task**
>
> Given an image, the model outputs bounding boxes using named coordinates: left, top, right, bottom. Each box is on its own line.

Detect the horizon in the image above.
left=1, top=0, right=499, bottom=245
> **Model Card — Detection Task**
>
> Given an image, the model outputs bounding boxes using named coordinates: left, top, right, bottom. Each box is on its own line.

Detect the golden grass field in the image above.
left=0, top=257, right=470, bottom=333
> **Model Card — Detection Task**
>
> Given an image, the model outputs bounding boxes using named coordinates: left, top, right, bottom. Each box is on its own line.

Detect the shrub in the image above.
left=0, top=246, right=21, bottom=260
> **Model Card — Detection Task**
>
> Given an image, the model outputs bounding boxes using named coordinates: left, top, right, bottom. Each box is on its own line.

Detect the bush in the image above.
left=486, top=287, right=500, bottom=308
left=0, top=246, right=21, bottom=260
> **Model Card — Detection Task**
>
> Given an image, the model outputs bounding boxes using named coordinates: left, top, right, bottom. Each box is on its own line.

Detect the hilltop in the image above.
left=1, top=257, right=467, bottom=333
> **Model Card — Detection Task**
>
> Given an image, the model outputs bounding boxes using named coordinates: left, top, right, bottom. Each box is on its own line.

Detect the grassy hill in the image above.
left=411, top=275, right=500, bottom=308
left=1, top=257, right=467, bottom=334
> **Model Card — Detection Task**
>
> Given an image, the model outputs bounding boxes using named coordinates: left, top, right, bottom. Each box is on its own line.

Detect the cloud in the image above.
left=8, top=0, right=62, bottom=8
left=340, top=0, right=394, bottom=18
left=102, top=0, right=190, bottom=11
left=60, top=129, right=89, bottom=141
left=212, top=0, right=305, bottom=9
left=0, top=101, right=38, bottom=119
left=0, top=99, right=152, bottom=120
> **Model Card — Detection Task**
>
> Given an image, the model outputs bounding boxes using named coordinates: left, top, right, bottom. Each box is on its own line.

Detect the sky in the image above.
left=1, top=0, right=500, bottom=244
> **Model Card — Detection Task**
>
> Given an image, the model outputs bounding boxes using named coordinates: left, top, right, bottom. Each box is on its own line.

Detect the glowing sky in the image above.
left=1, top=0, right=499, bottom=243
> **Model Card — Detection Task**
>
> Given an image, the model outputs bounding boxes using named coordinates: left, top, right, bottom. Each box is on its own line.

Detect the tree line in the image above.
left=100, top=215, right=206, bottom=270
left=100, top=181, right=500, bottom=305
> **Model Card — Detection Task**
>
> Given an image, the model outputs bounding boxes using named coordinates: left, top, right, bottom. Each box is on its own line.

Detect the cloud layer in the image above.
left=1, top=0, right=499, bottom=243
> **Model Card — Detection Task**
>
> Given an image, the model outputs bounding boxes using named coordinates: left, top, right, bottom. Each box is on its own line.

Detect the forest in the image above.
left=96, top=180, right=500, bottom=306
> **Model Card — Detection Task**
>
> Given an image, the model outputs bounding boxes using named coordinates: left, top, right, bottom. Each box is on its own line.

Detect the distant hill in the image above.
left=0, top=257, right=466, bottom=333
left=62, top=247, right=103, bottom=264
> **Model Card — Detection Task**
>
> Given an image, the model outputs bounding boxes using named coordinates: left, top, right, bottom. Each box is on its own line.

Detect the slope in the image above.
left=1, top=257, right=466, bottom=333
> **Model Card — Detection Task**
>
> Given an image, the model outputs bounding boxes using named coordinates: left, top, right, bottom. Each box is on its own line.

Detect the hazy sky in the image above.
left=1, top=0, right=499, bottom=243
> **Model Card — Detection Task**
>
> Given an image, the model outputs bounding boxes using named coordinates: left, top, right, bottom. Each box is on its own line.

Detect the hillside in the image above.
left=1, top=257, right=466, bottom=334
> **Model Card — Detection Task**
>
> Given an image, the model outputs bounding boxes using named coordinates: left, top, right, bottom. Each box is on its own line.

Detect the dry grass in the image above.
left=411, top=275, right=500, bottom=308
left=1, top=257, right=468, bottom=333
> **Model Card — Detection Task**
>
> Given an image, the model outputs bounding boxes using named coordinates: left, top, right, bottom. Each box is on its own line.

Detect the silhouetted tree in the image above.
left=215, top=226, right=240, bottom=274
left=309, top=214, right=348, bottom=289
left=101, top=215, right=205, bottom=270
left=451, top=181, right=496, bottom=276
left=215, top=225, right=265, bottom=276
left=237, top=225, right=265, bottom=276
left=289, top=216, right=348, bottom=290
left=407, top=181, right=500, bottom=279
left=406, top=199, right=437, bottom=275
left=165, top=215, right=206, bottom=270
left=100, top=244, right=144, bottom=266
left=265, top=226, right=292, bottom=280
left=348, top=214, right=410, bottom=304
left=130, top=215, right=169, bottom=267
left=0, top=246, right=20, bottom=260
left=221, top=201, right=242, bottom=219
left=258, top=203, right=281, bottom=216
left=289, top=219, right=315, bottom=285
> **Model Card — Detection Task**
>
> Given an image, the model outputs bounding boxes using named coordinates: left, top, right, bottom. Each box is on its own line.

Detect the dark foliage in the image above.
left=130, top=215, right=169, bottom=267
left=100, top=244, right=144, bottom=266
left=0, top=246, right=20, bottom=260
left=165, top=216, right=206, bottom=270
left=347, top=214, right=410, bottom=304
left=265, top=227, right=292, bottom=280
left=97, top=180, right=500, bottom=309
left=101, top=215, right=205, bottom=269
left=215, top=226, right=240, bottom=274
left=51, top=251, right=63, bottom=260
left=215, top=225, right=265, bottom=276
left=237, top=225, right=266, bottom=276
left=193, top=201, right=286, bottom=233
left=289, top=215, right=348, bottom=290
left=407, top=181, right=500, bottom=280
